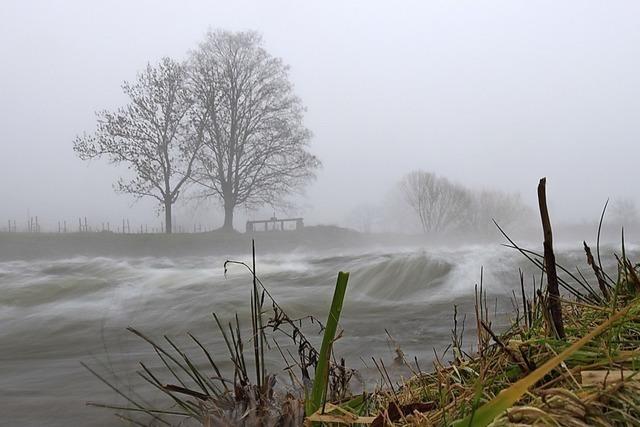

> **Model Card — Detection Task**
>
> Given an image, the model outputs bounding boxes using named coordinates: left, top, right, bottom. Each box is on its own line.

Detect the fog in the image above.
left=4, top=3, right=640, bottom=425
left=2, top=0, right=640, bottom=228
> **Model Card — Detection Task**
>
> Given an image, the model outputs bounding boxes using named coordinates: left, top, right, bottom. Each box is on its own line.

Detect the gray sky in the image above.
left=1, top=0, right=639, bottom=230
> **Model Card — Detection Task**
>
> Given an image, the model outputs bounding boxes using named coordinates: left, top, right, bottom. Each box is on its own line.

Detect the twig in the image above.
left=537, top=177, right=565, bottom=339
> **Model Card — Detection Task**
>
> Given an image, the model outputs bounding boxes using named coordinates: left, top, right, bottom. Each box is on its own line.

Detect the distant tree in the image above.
left=398, top=170, right=472, bottom=233
left=610, top=198, right=639, bottom=226
left=189, top=30, right=320, bottom=231
left=73, top=58, right=199, bottom=234
left=470, top=190, right=531, bottom=234
left=347, top=202, right=381, bottom=233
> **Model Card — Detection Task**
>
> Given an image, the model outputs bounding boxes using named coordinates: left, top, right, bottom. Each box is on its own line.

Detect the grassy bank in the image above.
left=2, top=221, right=632, bottom=262
left=0, top=225, right=364, bottom=260
left=367, top=247, right=640, bottom=426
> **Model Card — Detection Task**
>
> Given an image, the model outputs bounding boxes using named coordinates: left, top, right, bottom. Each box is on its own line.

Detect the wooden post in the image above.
left=538, top=177, right=565, bottom=339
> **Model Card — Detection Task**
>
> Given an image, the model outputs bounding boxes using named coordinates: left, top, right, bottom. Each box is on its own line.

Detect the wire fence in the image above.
left=2, top=217, right=218, bottom=234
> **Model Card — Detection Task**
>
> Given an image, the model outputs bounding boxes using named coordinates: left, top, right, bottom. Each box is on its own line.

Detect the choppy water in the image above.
left=0, top=243, right=613, bottom=426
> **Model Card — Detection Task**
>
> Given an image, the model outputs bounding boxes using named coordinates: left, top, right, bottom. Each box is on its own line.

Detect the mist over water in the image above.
left=2, top=239, right=622, bottom=426
left=3, top=2, right=640, bottom=426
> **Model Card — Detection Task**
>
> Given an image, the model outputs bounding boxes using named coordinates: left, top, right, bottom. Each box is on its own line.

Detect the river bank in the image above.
left=0, top=220, right=628, bottom=262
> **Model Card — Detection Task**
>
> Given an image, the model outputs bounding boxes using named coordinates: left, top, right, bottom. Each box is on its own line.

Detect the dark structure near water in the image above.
left=246, top=217, right=304, bottom=232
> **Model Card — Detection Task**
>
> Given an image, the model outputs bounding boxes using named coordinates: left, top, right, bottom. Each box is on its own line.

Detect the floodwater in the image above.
left=0, top=238, right=616, bottom=426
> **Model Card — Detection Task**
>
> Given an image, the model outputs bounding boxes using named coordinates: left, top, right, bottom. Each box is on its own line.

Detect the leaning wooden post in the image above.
left=537, top=177, right=565, bottom=339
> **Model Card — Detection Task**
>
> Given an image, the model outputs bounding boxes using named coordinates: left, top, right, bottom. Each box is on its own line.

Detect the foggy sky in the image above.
left=2, top=0, right=640, bottom=230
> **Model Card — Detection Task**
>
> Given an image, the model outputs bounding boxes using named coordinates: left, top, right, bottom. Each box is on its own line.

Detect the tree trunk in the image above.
left=222, top=199, right=234, bottom=231
left=164, top=199, right=173, bottom=234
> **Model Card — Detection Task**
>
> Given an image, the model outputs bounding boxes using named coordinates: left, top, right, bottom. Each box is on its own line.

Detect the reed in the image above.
left=84, top=241, right=359, bottom=426
left=306, top=271, right=350, bottom=417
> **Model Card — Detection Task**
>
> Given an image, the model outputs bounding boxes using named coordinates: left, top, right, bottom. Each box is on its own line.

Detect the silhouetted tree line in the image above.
left=398, top=170, right=532, bottom=234
left=346, top=170, right=533, bottom=235
left=74, top=31, right=320, bottom=233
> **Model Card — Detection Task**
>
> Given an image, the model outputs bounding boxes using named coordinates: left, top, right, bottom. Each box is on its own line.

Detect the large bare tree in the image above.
left=73, top=58, right=199, bottom=233
left=189, top=31, right=320, bottom=231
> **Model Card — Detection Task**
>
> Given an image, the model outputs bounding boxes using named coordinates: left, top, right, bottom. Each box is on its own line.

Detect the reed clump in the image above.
left=84, top=243, right=362, bottom=426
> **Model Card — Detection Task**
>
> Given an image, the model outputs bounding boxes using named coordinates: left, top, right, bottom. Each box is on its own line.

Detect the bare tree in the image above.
left=610, top=197, right=639, bottom=226
left=73, top=58, right=199, bottom=233
left=189, top=31, right=320, bottom=231
left=470, top=190, right=532, bottom=234
left=398, top=170, right=472, bottom=233
left=346, top=202, right=381, bottom=233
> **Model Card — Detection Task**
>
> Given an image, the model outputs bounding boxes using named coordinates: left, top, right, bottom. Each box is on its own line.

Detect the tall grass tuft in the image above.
left=83, top=241, right=357, bottom=426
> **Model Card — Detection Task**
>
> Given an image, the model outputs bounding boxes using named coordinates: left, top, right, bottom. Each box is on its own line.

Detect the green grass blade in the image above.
left=305, top=271, right=350, bottom=416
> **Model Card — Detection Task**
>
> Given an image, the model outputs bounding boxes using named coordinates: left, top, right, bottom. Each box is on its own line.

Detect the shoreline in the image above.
left=1, top=222, right=632, bottom=262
